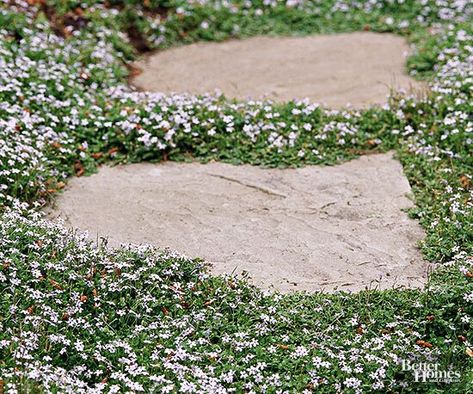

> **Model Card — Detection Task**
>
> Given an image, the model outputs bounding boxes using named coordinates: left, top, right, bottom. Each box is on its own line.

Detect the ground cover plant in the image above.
left=0, top=0, right=472, bottom=392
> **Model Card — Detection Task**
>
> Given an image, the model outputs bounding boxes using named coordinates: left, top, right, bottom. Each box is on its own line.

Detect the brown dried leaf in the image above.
left=416, top=339, right=433, bottom=348
left=91, top=152, right=103, bottom=159
left=128, top=65, right=143, bottom=77
left=74, top=161, right=85, bottom=177
left=49, top=279, right=63, bottom=290
left=460, top=175, right=471, bottom=189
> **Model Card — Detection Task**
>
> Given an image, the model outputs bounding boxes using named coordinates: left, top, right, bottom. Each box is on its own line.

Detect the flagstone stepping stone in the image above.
left=131, top=32, right=425, bottom=108
left=47, top=152, right=430, bottom=293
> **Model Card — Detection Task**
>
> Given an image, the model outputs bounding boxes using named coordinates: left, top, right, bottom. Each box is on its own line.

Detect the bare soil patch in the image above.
left=131, top=32, right=424, bottom=108
left=46, top=153, right=430, bottom=293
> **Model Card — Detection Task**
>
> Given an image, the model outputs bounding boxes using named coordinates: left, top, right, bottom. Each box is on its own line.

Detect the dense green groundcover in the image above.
left=0, top=0, right=472, bottom=392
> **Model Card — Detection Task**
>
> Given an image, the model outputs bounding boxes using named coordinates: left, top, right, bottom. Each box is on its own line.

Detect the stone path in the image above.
left=47, top=153, right=429, bottom=293
left=131, top=32, right=425, bottom=108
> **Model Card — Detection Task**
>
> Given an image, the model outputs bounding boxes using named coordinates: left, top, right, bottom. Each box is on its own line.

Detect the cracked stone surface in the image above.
left=46, top=153, right=430, bottom=293
left=131, top=32, right=425, bottom=108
